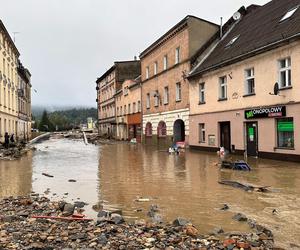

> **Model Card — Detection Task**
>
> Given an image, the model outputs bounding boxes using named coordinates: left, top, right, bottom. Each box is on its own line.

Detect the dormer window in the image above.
left=225, top=35, right=240, bottom=48
left=280, top=6, right=299, bottom=22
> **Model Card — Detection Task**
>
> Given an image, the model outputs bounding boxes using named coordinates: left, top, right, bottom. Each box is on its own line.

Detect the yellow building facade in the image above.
left=0, top=21, right=20, bottom=142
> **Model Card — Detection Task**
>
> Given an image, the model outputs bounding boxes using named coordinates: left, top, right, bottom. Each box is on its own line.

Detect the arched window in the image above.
left=157, top=121, right=167, bottom=138
left=145, top=122, right=152, bottom=137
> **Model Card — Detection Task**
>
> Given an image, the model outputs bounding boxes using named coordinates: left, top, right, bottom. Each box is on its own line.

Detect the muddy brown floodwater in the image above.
left=0, top=138, right=300, bottom=248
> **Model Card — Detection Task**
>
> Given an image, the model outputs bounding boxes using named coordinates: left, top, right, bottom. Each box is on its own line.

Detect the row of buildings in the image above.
left=96, top=0, right=300, bottom=162
left=0, top=20, right=32, bottom=142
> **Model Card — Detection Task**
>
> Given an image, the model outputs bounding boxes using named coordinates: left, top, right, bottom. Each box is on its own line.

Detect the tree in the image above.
left=38, top=110, right=54, bottom=131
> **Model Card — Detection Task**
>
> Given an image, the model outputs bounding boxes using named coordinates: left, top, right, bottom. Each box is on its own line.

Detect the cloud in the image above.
left=0, top=0, right=269, bottom=107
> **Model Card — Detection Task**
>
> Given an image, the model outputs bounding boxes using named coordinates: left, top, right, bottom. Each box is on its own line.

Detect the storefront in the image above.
left=127, top=113, right=142, bottom=142
left=189, top=103, right=299, bottom=162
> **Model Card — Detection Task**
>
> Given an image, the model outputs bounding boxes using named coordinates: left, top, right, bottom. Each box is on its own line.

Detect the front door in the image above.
left=220, top=122, right=231, bottom=152
left=246, top=122, right=258, bottom=157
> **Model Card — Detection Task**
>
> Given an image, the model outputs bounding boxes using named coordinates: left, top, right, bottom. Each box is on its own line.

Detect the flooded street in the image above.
left=0, top=138, right=300, bottom=248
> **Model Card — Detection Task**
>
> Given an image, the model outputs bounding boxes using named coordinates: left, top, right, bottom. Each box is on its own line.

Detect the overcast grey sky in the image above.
left=0, top=0, right=269, bottom=108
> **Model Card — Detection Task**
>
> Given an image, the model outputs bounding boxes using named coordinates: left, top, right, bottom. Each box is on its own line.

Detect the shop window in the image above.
left=157, top=121, right=167, bottom=138
left=245, top=68, right=255, bottom=95
left=199, top=82, right=205, bottom=103
left=199, top=123, right=205, bottom=143
left=277, top=118, right=294, bottom=148
left=219, top=76, right=227, bottom=100
left=278, top=57, right=291, bottom=88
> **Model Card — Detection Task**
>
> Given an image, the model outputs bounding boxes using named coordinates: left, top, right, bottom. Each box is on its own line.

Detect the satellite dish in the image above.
left=269, top=82, right=280, bottom=96
left=274, top=82, right=279, bottom=95
left=233, top=12, right=241, bottom=21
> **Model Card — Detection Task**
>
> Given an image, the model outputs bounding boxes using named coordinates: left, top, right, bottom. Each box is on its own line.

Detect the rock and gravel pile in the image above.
left=0, top=143, right=32, bottom=160
left=0, top=194, right=277, bottom=249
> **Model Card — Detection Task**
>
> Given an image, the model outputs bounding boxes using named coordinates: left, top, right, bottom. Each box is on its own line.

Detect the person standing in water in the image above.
left=4, top=132, right=9, bottom=148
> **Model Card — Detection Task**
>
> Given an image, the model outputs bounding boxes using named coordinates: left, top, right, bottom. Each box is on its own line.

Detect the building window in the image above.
left=199, top=82, right=205, bottom=103
left=128, top=104, right=131, bottom=114
left=163, top=55, right=168, bottom=70
left=146, top=93, right=150, bottom=109
left=157, top=121, right=167, bottom=138
left=277, top=118, right=294, bottom=148
left=117, top=107, right=119, bottom=116
left=225, top=35, right=240, bottom=48
left=280, top=6, right=299, bottom=22
left=219, top=76, right=227, bottom=100
left=133, top=102, right=136, bottom=113
left=176, top=82, right=181, bottom=101
left=164, top=86, right=169, bottom=104
left=124, top=87, right=128, bottom=95
left=120, top=106, right=123, bottom=115
left=146, top=66, right=150, bottom=79
left=175, top=47, right=180, bottom=64
left=154, top=62, right=158, bottom=75
left=199, top=123, right=205, bottom=143
left=124, top=105, right=127, bottom=114
left=154, top=90, right=159, bottom=107
left=145, top=122, right=152, bottom=137
left=245, top=68, right=255, bottom=95
left=138, top=101, right=141, bottom=112
left=278, top=57, right=291, bottom=88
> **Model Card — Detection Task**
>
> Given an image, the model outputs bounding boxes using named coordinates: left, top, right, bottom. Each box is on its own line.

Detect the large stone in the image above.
left=74, top=201, right=87, bottom=208
left=172, top=218, right=191, bottom=227
left=97, top=210, right=110, bottom=218
left=111, top=213, right=125, bottom=224
left=232, top=213, right=248, bottom=222
left=211, top=227, right=224, bottom=235
left=98, top=234, right=108, bottom=245
left=63, top=203, right=75, bottom=216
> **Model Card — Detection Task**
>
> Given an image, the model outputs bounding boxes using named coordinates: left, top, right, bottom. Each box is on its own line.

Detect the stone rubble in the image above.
left=0, top=194, right=277, bottom=249
left=0, top=143, right=33, bottom=160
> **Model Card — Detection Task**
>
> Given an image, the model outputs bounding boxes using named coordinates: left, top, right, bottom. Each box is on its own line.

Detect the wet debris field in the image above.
left=0, top=194, right=277, bottom=250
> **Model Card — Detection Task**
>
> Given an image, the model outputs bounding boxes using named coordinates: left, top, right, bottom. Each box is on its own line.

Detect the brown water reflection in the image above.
left=0, top=139, right=299, bottom=248
left=0, top=153, right=32, bottom=197
left=98, top=143, right=300, bottom=248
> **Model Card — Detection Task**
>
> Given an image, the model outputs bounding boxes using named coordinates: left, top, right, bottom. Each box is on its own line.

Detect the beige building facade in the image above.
left=96, top=61, right=140, bottom=138
left=115, top=78, right=142, bottom=141
left=17, top=61, right=32, bottom=141
left=0, top=20, right=20, bottom=142
left=188, top=0, right=300, bottom=161
left=140, top=16, right=219, bottom=145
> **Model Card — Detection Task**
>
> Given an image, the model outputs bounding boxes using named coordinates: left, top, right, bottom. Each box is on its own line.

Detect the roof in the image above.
left=0, top=20, right=20, bottom=57
left=139, top=15, right=218, bottom=59
left=95, top=60, right=139, bottom=83
left=189, top=0, right=300, bottom=78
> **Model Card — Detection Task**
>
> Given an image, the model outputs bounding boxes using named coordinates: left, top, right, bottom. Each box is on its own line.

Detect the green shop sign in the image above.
left=245, top=106, right=286, bottom=119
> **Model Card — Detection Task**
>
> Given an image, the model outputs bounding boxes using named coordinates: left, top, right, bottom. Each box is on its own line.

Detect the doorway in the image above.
left=219, top=122, right=231, bottom=152
left=173, top=119, right=185, bottom=143
left=246, top=122, right=258, bottom=157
